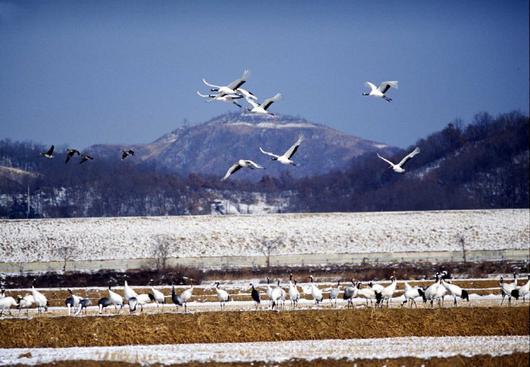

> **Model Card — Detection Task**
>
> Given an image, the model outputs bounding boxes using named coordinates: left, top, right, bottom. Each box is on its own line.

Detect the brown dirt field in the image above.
left=9, top=353, right=529, bottom=367
left=1, top=306, right=527, bottom=348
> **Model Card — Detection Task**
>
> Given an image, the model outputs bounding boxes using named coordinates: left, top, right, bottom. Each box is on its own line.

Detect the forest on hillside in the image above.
left=0, top=111, right=528, bottom=218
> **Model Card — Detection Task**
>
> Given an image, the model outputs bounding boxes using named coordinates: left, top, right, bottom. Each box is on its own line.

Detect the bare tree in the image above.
left=260, top=237, right=282, bottom=269
left=153, top=236, right=173, bottom=270
left=458, top=234, right=467, bottom=263
left=54, top=246, right=75, bottom=272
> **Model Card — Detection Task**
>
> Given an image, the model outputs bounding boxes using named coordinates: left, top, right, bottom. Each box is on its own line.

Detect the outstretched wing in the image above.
left=259, top=147, right=279, bottom=159
left=196, top=91, right=215, bottom=99
left=65, top=154, right=71, bottom=164
left=244, top=95, right=259, bottom=109
left=47, top=145, right=54, bottom=155
left=221, top=163, right=242, bottom=181
left=261, top=93, right=282, bottom=110
left=364, top=82, right=378, bottom=93
left=283, top=135, right=304, bottom=159
left=244, top=160, right=264, bottom=169
left=236, top=88, right=258, bottom=101
left=227, top=69, right=250, bottom=90
left=378, top=81, right=398, bottom=94
left=202, top=78, right=221, bottom=89
left=121, top=151, right=128, bottom=160
left=376, top=153, right=395, bottom=166
left=397, top=147, right=420, bottom=167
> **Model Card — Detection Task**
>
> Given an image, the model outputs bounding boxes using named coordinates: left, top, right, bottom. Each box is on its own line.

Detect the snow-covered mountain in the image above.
left=89, top=112, right=391, bottom=178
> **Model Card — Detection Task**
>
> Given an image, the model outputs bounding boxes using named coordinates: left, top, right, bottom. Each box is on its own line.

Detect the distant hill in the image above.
left=290, top=111, right=529, bottom=212
left=0, top=111, right=527, bottom=218
left=89, top=112, right=391, bottom=179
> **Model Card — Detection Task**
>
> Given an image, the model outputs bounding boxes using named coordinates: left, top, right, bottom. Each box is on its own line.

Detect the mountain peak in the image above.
left=91, top=112, right=392, bottom=179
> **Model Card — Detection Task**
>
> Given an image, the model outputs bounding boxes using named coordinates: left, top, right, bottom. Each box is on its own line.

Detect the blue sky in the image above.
left=0, top=0, right=528, bottom=149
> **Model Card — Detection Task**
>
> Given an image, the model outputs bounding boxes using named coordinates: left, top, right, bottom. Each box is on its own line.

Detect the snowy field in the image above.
left=0, top=209, right=527, bottom=264
left=1, top=336, right=527, bottom=366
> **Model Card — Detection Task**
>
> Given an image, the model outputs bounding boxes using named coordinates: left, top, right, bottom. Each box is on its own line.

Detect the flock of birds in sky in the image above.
left=37, top=69, right=421, bottom=181
left=1, top=272, right=528, bottom=316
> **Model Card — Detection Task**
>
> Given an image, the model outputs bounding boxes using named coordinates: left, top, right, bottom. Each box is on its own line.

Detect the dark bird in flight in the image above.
left=79, top=154, right=94, bottom=164
left=40, top=145, right=54, bottom=159
left=65, top=148, right=80, bottom=164
left=121, top=149, right=135, bottom=160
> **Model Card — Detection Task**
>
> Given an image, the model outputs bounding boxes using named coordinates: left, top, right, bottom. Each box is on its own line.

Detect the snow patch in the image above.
left=0, top=336, right=527, bottom=366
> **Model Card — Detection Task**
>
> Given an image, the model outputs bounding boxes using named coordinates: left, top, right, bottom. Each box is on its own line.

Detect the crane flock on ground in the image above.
left=37, top=70, right=420, bottom=180
left=1, top=272, right=528, bottom=317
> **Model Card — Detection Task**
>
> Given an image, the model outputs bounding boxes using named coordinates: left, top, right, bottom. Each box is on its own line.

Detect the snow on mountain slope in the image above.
left=88, top=112, right=391, bottom=179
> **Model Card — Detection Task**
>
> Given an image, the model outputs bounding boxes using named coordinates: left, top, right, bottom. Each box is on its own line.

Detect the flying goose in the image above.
left=259, top=135, right=303, bottom=166
left=377, top=147, right=420, bottom=173
left=362, top=81, right=398, bottom=102
left=79, top=154, right=94, bottom=164
left=221, top=160, right=264, bottom=181
left=40, top=145, right=54, bottom=159
left=65, top=148, right=80, bottom=163
left=121, top=149, right=135, bottom=160
left=202, top=70, right=251, bottom=97
left=243, top=93, right=282, bottom=115
left=196, top=91, right=243, bottom=108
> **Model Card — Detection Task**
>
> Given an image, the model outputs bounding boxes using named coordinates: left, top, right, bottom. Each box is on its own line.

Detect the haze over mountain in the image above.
left=88, top=112, right=392, bottom=179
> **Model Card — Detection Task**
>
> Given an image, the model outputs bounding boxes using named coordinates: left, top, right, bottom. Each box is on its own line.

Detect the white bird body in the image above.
left=515, top=277, right=530, bottom=301
left=31, top=287, right=48, bottom=312
left=214, top=282, right=230, bottom=309
left=363, top=81, right=398, bottom=102
left=260, top=135, right=303, bottom=166
left=180, top=287, right=194, bottom=304
left=0, top=296, right=18, bottom=315
left=343, top=281, right=359, bottom=308
left=441, top=279, right=469, bottom=305
left=370, top=282, right=384, bottom=293
left=136, top=293, right=152, bottom=304
left=123, top=281, right=138, bottom=302
left=425, top=274, right=447, bottom=307
left=244, top=93, right=282, bottom=115
left=377, top=147, right=420, bottom=173
left=129, top=293, right=152, bottom=313
left=149, top=287, right=166, bottom=305
left=65, top=290, right=83, bottom=315
left=309, top=284, right=323, bottom=304
left=402, top=282, right=425, bottom=307
left=500, top=275, right=518, bottom=305
left=202, top=70, right=251, bottom=97
left=379, top=277, right=397, bottom=306
left=270, top=283, right=283, bottom=310
left=288, top=281, right=300, bottom=307
left=307, top=276, right=323, bottom=304
left=108, top=287, right=124, bottom=313
left=357, top=285, right=378, bottom=305
left=221, top=159, right=264, bottom=181
left=328, top=281, right=341, bottom=307
left=18, top=294, right=34, bottom=310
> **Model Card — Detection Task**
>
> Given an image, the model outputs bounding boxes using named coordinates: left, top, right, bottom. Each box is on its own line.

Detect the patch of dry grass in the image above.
left=1, top=307, right=527, bottom=348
